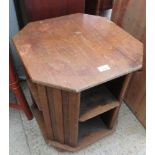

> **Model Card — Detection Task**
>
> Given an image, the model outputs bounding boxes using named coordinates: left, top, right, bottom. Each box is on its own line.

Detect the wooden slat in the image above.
left=68, top=92, right=80, bottom=146
left=125, top=69, right=146, bottom=127
left=62, top=91, right=70, bottom=144
left=79, top=102, right=119, bottom=122
left=37, top=85, right=54, bottom=139
left=47, top=87, right=64, bottom=143
left=26, top=78, right=42, bottom=110
left=24, top=71, right=42, bottom=110
left=112, top=0, right=130, bottom=26
left=119, top=73, right=133, bottom=100
left=62, top=91, right=80, bottom=147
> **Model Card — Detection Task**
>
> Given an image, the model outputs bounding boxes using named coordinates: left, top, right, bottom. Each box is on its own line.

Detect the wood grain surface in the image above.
left=112, top=0, right=145, bottom=41
left=47, top=87, right=64, bottom=143
left=37, top=85, right=54, bottom=139
left=62, top=91, right=80, bottom=146
left=13, top=13, right=143, bottom=92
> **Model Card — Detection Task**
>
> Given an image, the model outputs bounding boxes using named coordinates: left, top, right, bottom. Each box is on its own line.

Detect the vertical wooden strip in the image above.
left=62, top=91, right=80, bottom=146
left=37, top=85, right=54, bottom=140
left=47, top=87, right=64, bottom=144
left=112, top=0, right=130, bottom=26
left=53, top=88, right=64, bottom=143
left=103, top=107, right=119, bottom=129
left=96, top=0, right=101, bottom=15
left=36, top=85, right=43, bottom=110
left=68, top=92, right=80, bottom=146
left=62, top=91, right=70, bottom=144
left=119, top=73, right=133, bottom=101
left=26, top=76, right=42, bottom=111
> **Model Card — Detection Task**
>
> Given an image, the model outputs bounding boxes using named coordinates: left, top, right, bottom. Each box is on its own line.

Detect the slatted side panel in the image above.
left=37, top=85, right=54, bottom=139
left=47, top=87, right=64, bottom=144
left=26, top=77, right=42, bottom=111
left=62, top=91, right=80, bottom=147
left=27, top=79, right=80, bottom=146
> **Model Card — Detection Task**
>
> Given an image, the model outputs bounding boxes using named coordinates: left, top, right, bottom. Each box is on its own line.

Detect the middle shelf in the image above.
left=79, top=84, right=120, bottom=122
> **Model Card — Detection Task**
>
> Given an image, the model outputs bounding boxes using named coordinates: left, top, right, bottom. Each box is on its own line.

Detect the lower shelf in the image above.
left=79, top=116, right=108, bottom=141
left=31, top=105, right=116, bottom=152
left=48, top=123, right=115, bottom=152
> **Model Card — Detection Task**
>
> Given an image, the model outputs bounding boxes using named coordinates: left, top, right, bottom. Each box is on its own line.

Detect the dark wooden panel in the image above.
left=112, top=0, right=146, bottom=42
left=125, top=69, right=146, bottom=127
left=26, top=77, right=42, bottom=110
left=85, top=0, right=98, bottom=15
left=67, top=0, right=85, bottom=14
left=15, top=0, right=84, bottom=25
left=101, top=0, right=113, bottom=10
left=125, top=35, right=146, bottom=127
left=112, top=0, right=146, bottom=127
left=47, top=87, right=64, bottom=143
left=85, top=0, right=113, bottom=15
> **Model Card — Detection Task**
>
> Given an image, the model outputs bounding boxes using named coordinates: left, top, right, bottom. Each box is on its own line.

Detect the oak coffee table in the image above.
left=13, top=14, right=143, bottom=152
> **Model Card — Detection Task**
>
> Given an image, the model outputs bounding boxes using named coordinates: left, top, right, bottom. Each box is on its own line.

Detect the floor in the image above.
left=9, top=81, right=146, bottom=155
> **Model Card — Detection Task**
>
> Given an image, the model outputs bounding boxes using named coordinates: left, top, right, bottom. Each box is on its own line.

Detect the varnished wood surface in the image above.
left=27, top=76, right=42, bottom=110
left=62, top=92, right=80, bottom=146
left=47, top=87, right=64, bottom=143
left=112, top=0, right=146, bottom=127
left=37, top=85, right=54, bottom=139
left=125, top=71, right=146, bottom=126
left=112, top=0, right=146, bottom=42
left=13, top=13, right=143, bottom=92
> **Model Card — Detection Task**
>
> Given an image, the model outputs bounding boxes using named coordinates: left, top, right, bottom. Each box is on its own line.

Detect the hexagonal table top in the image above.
left=13, top=13, right=143, bottom=92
